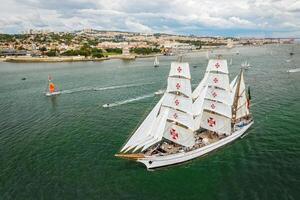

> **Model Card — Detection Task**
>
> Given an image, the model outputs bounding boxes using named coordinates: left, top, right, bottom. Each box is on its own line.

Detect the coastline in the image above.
left=0, top=53, right=163, bottom=63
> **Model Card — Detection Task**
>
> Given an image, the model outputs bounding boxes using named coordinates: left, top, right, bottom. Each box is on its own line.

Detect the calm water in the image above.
left=0, top=45, right=299, bottom=200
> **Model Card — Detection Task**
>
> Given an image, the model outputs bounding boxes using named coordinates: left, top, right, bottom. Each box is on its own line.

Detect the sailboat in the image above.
left=229, top=58, right=233, bottom=65
left=45, top=75, right=60, bottom=96
left=115, top=58, right=253, bottom=169
left=241, top=60, right=251, bottom=69
left=154, top=56, right=159, bottom=67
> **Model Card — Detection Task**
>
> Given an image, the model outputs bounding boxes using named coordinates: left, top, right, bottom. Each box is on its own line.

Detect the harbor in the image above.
left=0, top=44, right=299, bottom=199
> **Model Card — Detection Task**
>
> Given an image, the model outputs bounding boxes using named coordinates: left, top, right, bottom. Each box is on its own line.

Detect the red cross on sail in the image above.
left=213, top=77, right=219, bottom=83
left=212, top=91, right=217, bottom=98
left=176, top=83, right=181, bottom=89
left=173, top=113, right=178, bottom=119
left=175, top=99, right=180, bottom=106
left=177, top=66, right=182, bottom=73
left=170, top=128, right=179, bottom=140
left=207, top=117, right=216, bottom=127
left=211, top=104, right=216, bottom=109
left=215, top=62, right=220, bottom=68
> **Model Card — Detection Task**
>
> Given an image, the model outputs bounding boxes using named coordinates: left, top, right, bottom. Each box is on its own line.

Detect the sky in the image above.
left=0, top=0, right=300, bottom=37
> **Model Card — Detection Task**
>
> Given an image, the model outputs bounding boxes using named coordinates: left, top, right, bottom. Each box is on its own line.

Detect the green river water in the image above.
left=0, top=45, right=299, bottom=199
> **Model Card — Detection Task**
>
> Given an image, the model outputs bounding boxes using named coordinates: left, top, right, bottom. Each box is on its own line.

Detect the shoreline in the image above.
left=0, top=53, right=163, bottom=63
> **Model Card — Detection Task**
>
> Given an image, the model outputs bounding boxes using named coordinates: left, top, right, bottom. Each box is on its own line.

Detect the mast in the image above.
left=120, top=60, right=195, bottom=153
left=231, top=69, right=250, bottom=124
left=161, top=61, right=195, bottom=147
left=232, top=69, right=242, bottom=125
left=193, top=58, right=232, bottom=135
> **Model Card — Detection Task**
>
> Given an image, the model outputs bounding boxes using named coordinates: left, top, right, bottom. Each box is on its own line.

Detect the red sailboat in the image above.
left=45, top=75, right=61, bottom=96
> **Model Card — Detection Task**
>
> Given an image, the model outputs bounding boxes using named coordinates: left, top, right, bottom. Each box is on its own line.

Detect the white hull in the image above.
left=138, top=121, right=253, bottom=169
left=45, top=91, right=61, bottom=96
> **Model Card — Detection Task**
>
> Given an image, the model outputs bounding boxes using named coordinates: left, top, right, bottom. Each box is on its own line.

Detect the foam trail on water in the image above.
left=287, top=68, right=300, bottom=73
left=93, top=82, right=153, bottom=91
left=103, top=93, right=154, bottom=108
left=59, top=82, right=154, bottom=94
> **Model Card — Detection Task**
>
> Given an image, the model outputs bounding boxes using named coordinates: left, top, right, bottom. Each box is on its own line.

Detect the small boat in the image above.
left=45, top=75, right=61, bottom=96
left=154, top=56, right=159, bottom=67
left=241, top=60, right=251, bottom=69
left=116, top=59, right=253, bottom=169
left=229, top=58, right=233, bottom=65
left=103, top=104, right=110, bottom=108
left=21, top=77, right=26, bottom=80
left=287, top=68, right=300, bottom=73
left=154, top=89, right=165, bottom=95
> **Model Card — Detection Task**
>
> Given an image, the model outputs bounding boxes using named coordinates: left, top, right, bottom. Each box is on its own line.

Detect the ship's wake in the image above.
left=59, top=82, right=153, bottom=94
left=287, top=68, right=300, bottom=73
left=103, top=93, right=155, bottom=108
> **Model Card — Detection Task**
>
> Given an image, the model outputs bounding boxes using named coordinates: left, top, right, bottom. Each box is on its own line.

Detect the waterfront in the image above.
left=0, top=45, right=299, bottom=199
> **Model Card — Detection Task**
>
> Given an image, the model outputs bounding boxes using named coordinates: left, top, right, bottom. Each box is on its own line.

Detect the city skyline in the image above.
left=1, top=0, right=300, bottom=37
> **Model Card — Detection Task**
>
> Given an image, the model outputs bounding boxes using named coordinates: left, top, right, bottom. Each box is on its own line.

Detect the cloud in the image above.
left=0, top=0, right=299, bottom=37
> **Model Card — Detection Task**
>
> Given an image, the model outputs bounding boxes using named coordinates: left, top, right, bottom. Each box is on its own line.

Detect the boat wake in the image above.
left=287, top=68, right=300, bottom=73
left=103, top=93, right=154, bottom=108
left=59, top=82, right=153, bottom=94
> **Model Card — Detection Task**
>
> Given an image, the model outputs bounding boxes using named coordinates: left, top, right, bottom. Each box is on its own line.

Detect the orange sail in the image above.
left=49, top=82, right=55, bottom=93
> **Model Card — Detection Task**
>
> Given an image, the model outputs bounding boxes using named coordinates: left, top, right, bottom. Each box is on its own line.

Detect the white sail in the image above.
left=162, top=93, right=193, bottom=114
left=230, top=75, right=238, bottom=90
left=206, top=51, right=209, bottom=60
left=154, top=56, right=159, bottom=66
left=133, top=108, right=169, bottom=152
left=203, top=99, right=232, bottom=118
left=205, top=73, right=230, bottom=91
left=193, top=86, right=208, bottom=116
left=161, top=61, right=195, bottom=147
left=235, top=71, right=249, bottom=119
left=167, top=77, right=192, bottom=97
left=200, top=111, right=231, bottom=135
left=120, top=95, right=165, bottom=152
left=165, top=107, right=194, bottom=130
left=205, top=87, right=232, bottom=105
left=192, top=72, right=209, bottom=100
left=193, top=86, right=208, bottom=131
left=163, top=122, right=195, bottom=147
left=194, top=58, right=232, bottom=135
left=206, top=59, right=229, bottom=74
left=169, top=62, right=191, bottom=79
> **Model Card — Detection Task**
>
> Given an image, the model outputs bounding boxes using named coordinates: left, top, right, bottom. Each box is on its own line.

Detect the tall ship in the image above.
left=116, top=58, right=253, bottom=169
left=45, top=75, right=60, bottom=96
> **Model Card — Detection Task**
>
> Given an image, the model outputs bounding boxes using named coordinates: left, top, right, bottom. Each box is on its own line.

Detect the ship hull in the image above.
left=137, top=121, right=253, bottom=169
